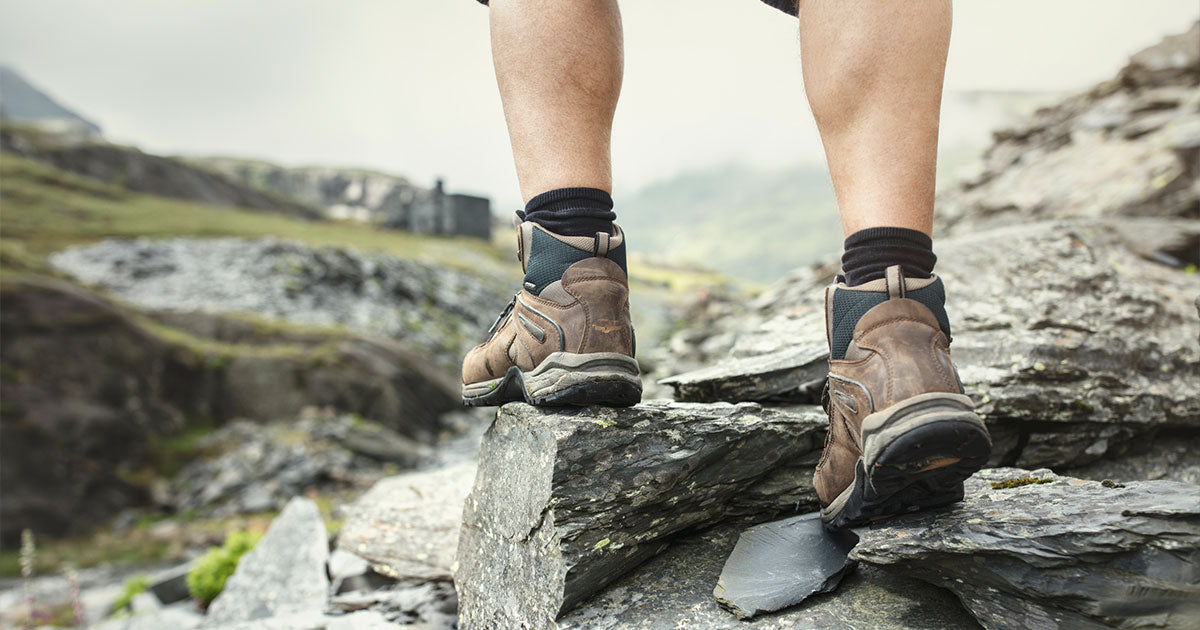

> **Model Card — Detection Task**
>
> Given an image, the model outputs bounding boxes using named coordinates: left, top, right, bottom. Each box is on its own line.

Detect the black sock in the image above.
left=518, top=187, right=616, bottom=237
left=840, top=227, right=936, bottom=287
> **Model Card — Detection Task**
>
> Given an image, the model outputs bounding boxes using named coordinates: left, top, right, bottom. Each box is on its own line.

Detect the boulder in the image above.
left=337, top=462, right=476, bottom=583
left=852, top=468, right=1200, bottom=630
left=560, top=522, right=979, bottom=629
left=204, top=498, right=330, bottom=626
left=661, top=220, right=1200, bottom=472
left=455, top=401, right=827, bottom=628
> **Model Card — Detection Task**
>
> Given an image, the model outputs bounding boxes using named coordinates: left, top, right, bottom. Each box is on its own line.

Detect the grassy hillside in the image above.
left=0, top=152, right=513, bottom=275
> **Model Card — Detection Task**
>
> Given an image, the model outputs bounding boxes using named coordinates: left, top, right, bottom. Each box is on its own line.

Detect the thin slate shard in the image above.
left=713, top=512, right=859, bottom=619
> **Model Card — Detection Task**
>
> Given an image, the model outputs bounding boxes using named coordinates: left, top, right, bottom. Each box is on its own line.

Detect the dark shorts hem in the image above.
left=475, top=0, right=797, bottom=17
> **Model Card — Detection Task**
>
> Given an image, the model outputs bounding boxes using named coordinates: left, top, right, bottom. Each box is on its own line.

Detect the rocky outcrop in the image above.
left=0, top=127, right=319, bottom=219
left=50, top=236, right=511, bottom=369
left=204, top=498, right=329, bottom=625
left=455, top=401, right=827, bottom=628
left=0, top=274, right=457, bottom=544
left=448, top=28, right=1200, bottom=630
left=936, top=23, right=1199, bottom=243
left=853, top=468, right=1200, bottom=629
left=195, top=157, right=492, bottom=239
left=662, top=219, right=1200, bottom=474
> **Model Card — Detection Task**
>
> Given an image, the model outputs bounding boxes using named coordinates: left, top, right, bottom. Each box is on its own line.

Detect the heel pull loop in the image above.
left=885, top=265, right=906, bottom=299
left=593, top=231, right=611, bottom=257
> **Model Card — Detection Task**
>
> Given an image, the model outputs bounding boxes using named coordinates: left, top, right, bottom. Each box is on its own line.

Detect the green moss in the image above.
left=990, top=476, right=1054, bottom=490
left=111, top=574, right=150, bottom=613
left=1070, top=399, right=1095, bottom=413
left=186, top=530, right=262, bottom=606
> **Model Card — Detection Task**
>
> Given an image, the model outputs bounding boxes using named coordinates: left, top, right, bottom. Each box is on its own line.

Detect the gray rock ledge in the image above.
left=455, top=400, right=827, bottom=629
left=853, top=468, right=1200, bottom=630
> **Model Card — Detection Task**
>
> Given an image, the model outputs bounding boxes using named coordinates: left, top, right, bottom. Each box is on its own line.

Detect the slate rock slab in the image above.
left=659, top=330, right=827, bottom=403
left=337, top=461, right=476, bottom=582
left=561, top=522, right=978, bottom=629
left=713, top=512, right=858, bottom=619
left=852, top=468, right=1200, bottom=630
left=204, top=497, right=330, bottom=626
left=455, top=401, right=828, bottom=629
left=148, top=562, right=192, bottom=605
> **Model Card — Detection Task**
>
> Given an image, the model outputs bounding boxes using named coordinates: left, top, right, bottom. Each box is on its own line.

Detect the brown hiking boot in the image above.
left=814, top=265, right=991, bottom=530
left=461, top=222, right=641, bottom=407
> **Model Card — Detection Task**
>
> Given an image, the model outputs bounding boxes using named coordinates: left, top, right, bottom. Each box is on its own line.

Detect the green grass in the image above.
left=187, top=530, right=261, bottom=606
left=0, top=152, right=511, bottom=274
left=111, top=574, right=150, bottom=613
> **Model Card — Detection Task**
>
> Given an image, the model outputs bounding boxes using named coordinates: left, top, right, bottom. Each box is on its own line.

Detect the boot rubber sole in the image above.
left=821, top=392, right=991, bottom=531
left=461, top=351, right=642, bottom=407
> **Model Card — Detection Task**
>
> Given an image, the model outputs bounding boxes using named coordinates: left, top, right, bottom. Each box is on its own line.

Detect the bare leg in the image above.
left=489, top=0, right=623, bottom=203
left=799, top=0, right=952, bottom=237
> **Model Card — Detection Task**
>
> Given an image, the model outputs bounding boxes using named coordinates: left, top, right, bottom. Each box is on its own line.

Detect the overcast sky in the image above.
left=1, top=1, right=1196, bottom=210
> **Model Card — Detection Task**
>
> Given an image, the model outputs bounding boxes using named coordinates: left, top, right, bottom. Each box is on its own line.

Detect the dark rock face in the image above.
left=713, top=512, right=858, bottom=619
left=455, top=401, right=827, bottom=628
left=661, top=220, right=1200, bottom=472
left=1, top=276, right=184, bottom=544
left=1067, top=431, right=1200, bottom=486
left=0, top=275, right=457, bottom=545
left=50, top=236, right=511, bottom=369
left=561, top=523, right=979, bottom=629
left=852, top=468, right=1200, bottom=630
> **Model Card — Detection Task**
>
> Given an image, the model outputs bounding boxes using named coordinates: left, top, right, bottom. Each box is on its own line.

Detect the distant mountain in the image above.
left=0, top=66, right=102, bottom=138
